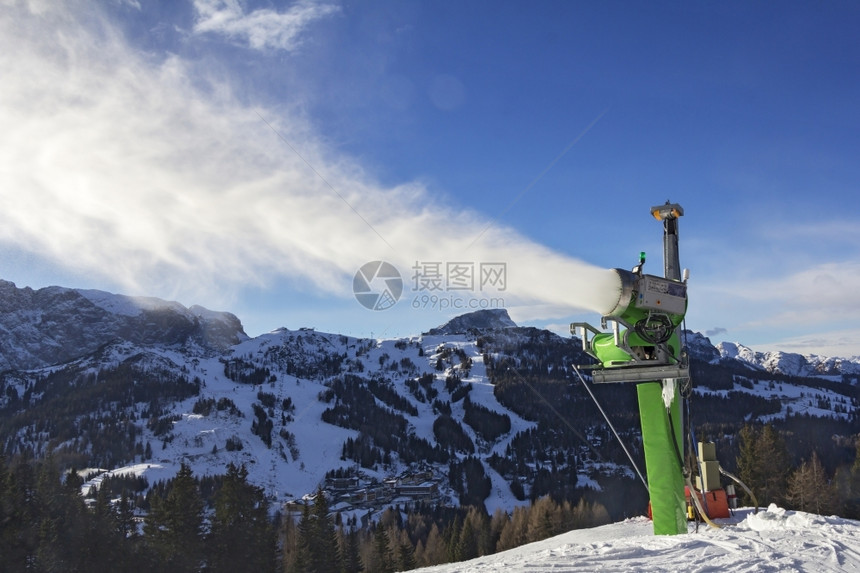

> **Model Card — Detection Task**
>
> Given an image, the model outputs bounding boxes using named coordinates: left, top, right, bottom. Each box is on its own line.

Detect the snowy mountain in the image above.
left=716, top=339, right=860, bottom=378
left=682, top=331, right=722, bottom=364
left=2, top=279, right=860, bottom=527
left=683, top=330, right=860, bottom=379
left=0, top=289, right=553, bottom=516
left=0, top=280, right=246, bottom=371
left=425, top=309, right=517, bottom=335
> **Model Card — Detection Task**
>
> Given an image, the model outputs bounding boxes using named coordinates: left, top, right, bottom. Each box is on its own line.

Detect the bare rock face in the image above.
left=682, top=331, right=722, bottom=364
left=0, top=280, right=247, bottom=371
left=426, top=309, right=517, bottom=336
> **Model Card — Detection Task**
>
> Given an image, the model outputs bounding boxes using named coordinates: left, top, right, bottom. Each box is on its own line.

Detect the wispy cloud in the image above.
left=192, top=0, right=339, bottom=51
left=690, top=261, right=860, bottom=343
left=746, top=262, right=860, bottom=316
left=0, top=3, right=619, bottom=316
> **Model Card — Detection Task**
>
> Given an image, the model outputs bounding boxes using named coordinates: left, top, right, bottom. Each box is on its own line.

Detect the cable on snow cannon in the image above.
left=570, top=201, right=691, bottom=536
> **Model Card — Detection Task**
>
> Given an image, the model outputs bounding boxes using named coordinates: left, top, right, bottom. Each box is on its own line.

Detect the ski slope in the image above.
left=419, top=505, right=860, bottom=572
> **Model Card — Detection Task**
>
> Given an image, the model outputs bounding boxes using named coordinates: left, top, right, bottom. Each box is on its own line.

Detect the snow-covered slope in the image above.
left=420, top=505, right=860, bottom=572
left=5, top=280, right=860, bottom=529
left=71, top=327, right=542, bottom=513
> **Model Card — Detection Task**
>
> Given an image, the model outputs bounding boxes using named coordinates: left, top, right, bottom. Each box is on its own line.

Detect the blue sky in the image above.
left=1, top=1, right=859, bottom=356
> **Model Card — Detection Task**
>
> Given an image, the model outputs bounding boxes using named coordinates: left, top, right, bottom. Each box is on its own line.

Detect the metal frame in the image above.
left=570, top=319, right=689, bottom=384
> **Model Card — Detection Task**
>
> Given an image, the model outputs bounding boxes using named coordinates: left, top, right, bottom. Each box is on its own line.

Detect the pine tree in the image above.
left=86, top=479, right=127, bottom=569
left=1, top=458, right=38, bottom=570
left=787, top=452, right=838, bottom=515
left=467, top=506, right=492, bottom=556
left=341, top=526, right=364, bottom=573
left=143, top=463, right=204, bottom=572
left=33, top=459, right=91, bottom=571
left=757, top=425, right=791, bottom=506
left=456, top=517, right=478, bottom=561
left=496, top=505, right=528, bottom=552
left=736, top=424, right=761, bottom=505
left=209, top=463, right=275, bottom=573
left=839, top=439, right=860, bottom=517
left=567, top=497, right=611, bottom=529
left=296, top=489, right=341, bottom=572
left=737, top=424, right=791, bottom=507
left=527, top=496, right=559, bottom=543
left=489, top=508, right=508, bottom=553
left=444, top=514, right=462, bottom=562
left=396, top=537, right=418, bottom=571
left=315, top=489, right=342, bottom=572
left=370, top=524, right=394, bottom=573
left=848, top=439, right=860, bottom=501
left=293, top=504, right=313, bottom=572
left=116, top=491, right=138, bottom=541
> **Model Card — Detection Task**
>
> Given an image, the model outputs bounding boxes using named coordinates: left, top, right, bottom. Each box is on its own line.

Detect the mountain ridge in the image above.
left=3, top=279, right=858, bottom=374
left=0, top=279, right=246, bottom=371
left=716, top=339, right=860, bottom=377
left=425, top=308, right=518, bottom=335
left=2, top=279, right=859, bottom=524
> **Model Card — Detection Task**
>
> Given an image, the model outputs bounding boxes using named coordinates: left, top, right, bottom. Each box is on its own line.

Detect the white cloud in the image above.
left=192, top=0, right=339, bottom=51
left=743, top=262, right=860, bottom=318
left=687, top=260, right=860, bottom=351
left=0, top=3, right=619, bottom=317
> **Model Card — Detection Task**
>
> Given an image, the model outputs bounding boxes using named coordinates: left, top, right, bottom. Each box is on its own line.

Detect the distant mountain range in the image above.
left=1, top=279, right=858, bottom=520
left=0, top=279, right=245, bottom=371
left=3, top=280, right=856, bottom=378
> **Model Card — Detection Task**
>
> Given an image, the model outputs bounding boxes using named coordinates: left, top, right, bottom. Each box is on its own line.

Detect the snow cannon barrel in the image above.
left=600, top=268, right=687, bottom=326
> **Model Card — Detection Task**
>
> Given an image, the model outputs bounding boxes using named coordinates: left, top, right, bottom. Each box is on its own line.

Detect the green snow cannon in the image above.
left=571, top=204, right=690, bottom=384
left=570, top=202, right=691, bottom=536
left=587, top=267, right=687, bottom=382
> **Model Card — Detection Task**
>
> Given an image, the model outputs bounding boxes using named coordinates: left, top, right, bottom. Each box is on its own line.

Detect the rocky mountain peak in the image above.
left=0, top=280, right=247, bottom=371
left=425, top=308, right=517, bottom=335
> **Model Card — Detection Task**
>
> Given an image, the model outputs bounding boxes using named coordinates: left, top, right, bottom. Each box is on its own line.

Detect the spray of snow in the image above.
left=0, top=2, right=619, bottom=318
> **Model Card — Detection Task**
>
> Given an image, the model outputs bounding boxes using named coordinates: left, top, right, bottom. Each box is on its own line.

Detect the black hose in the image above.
left=635, top=314, right=673, bottom=344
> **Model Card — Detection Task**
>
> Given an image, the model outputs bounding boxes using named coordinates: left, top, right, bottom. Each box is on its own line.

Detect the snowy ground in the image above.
left=418, top=505, right=860, bottom=572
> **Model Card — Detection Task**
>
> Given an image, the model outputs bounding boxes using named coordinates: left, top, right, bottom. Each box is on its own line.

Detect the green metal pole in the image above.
left=637, top=381, right=687, bottom=535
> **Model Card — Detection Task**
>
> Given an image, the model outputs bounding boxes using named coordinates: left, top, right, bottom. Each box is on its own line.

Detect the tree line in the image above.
left=282, top=488, right=611, bottom=572
left=8, top=423, right=860, bottom=573
left=1, top=454, right=612, bottom=573
left=734, top=423, right=860, bottom=518
left=0, top=457, right=275, bottom=572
